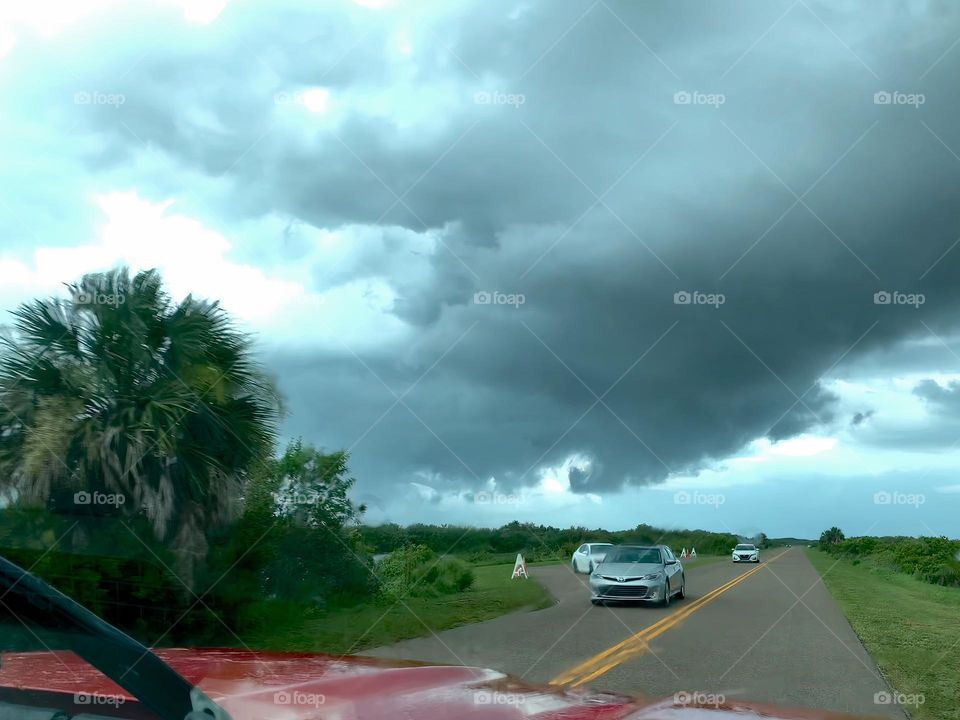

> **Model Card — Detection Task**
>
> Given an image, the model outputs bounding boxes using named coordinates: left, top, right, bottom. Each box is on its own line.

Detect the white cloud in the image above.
left=0, top=191, right=413, bottom=350
left=0, top=0, right=229, bottom=39
left=765, top=435, right=838, bottom=458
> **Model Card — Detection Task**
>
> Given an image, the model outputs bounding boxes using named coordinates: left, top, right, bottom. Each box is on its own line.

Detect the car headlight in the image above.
left=641, top=571, right=665, bottom=581
left=591, top=570, right=602, bottom=578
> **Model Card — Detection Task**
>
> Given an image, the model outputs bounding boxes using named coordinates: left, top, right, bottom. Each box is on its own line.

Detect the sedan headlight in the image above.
left=641, top=571, right=665, bottom=581
left=591, top=570, right=602, bottom=578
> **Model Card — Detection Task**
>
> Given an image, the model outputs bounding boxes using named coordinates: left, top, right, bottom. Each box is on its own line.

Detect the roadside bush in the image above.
left=465, top=550, right=495, bottom=564
left=426, top=558, right=475, bottom=595
left=837, top=536, right=881, bottom=557
left=524, top=546, right=565, bottom=563
left=892, top=536, right=960, bottom=585
left=377, top=545, right=475, bottom=599
left=818, top=530, right=960, bottom=588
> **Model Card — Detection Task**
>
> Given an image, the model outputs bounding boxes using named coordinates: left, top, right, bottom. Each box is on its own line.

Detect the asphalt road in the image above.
left=365, top=548, right=905, bottom=718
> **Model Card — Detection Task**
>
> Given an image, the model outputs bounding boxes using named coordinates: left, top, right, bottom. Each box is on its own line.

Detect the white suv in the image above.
left=732, top=543, right=760, bottom=563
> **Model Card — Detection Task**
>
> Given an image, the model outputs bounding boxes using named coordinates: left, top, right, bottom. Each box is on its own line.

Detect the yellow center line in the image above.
left=550, top=550, right=788, bottom=687
left=550, top=568, right=751, bottom=684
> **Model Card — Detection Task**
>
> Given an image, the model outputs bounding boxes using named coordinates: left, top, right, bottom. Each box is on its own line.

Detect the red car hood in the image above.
left=0, top=648, right=882, bottom=720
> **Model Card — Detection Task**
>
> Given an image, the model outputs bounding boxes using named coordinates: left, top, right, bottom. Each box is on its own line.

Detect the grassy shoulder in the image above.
left=807, top=548, right=960, bottom=720
left=681, top=554, right=725, bottom=568
left=244, top=562, right=553, bottom=656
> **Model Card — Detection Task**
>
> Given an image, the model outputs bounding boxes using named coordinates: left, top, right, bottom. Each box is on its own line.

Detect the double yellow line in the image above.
left=550, top=550, right=788, bottom=687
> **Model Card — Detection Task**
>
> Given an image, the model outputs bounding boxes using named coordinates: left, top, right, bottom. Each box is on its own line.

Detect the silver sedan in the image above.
left=588, top=544, right=685, bottom=607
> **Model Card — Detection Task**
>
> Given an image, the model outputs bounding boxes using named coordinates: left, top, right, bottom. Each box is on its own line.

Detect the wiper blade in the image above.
left=0, top=554, right=231, bottom=720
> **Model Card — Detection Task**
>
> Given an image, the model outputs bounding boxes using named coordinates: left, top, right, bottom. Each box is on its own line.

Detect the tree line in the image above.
left=359, top=521, right=744, bottom=561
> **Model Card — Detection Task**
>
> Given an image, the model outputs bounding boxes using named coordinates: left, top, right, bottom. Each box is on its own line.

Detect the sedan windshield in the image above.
left=604, top=547, right=662, bottom=564
left=735, top=544, right=756, bottom=551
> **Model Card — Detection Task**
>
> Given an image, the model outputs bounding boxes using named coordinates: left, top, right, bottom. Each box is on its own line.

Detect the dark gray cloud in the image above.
left=914, top=379, right=960, bottom=412
left=6, top=0, right=960, bottom=508
left=851, top=410, right=875, bottom=427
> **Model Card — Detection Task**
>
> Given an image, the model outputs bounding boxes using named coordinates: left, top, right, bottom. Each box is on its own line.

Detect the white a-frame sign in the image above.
left=511, top=553, right=528, bottom=579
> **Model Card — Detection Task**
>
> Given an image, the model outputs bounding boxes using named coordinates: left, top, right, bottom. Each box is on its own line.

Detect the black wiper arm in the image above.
left=0, top=555, right=231, bottom=720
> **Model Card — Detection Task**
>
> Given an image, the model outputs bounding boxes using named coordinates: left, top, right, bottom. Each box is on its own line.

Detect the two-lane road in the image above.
left=366, top=548, right=904, bottom=718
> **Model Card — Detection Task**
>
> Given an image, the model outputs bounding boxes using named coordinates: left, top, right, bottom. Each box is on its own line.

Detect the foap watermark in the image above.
left=874, top=691, right=924, bottom=707
left=473, top=691, right=526, bottom=706
left=674, top=690, right=725, bottom=708
left=74, top=490, right=125, bottom=507
left=74, top=91, right=125, bottom=108
left=473, top=90, right=525, bottom=108
left=674, top=290, right=725, bottom=308
left=474, top=490, right=524, bottom=506
left=873, top=490, right=925, bottom=508
left=474, top=290, right=525, bottom=308
left=873, top=290, right=924, bottom=308
left=674, top=490, right=725, bottom=508
left=273, top=690, right=326, bottom=708
left=273, top=490, right=316, bottom=506
left=74, top=692, right=125, bottom=708
left=674, top=90, right=725, bottom=108
left=274, top=90, right=307, bottom=106
left=73, top=290, right=126, bottom=307
left=873, top=91, right=925, bottom=108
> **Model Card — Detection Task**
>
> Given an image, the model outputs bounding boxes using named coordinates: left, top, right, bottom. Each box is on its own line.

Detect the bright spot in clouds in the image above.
left=179, top=0, right=228, bottom=25
left=766, top=435, right=838, bottom=458
left=0, top=191, right=411, bottom=351
left=0, top=0, right=228, bottom=37
left=302, top=87, right=331, bottom=114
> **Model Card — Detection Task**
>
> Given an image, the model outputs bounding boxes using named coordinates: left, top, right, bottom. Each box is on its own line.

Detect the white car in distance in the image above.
left=572, top=542, right=613, bottom=574
left=732, top=543, right=760, bottom=563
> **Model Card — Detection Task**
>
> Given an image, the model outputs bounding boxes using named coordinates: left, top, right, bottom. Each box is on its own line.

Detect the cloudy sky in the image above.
left=2, top=0, right=959, bottom=539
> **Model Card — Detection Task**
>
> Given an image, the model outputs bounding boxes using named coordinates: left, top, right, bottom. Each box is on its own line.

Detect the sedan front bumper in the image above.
left=589, top=579, right=667, bottom=602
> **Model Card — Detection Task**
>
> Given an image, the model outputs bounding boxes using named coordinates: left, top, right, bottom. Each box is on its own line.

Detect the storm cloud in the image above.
left=3, top=0, right=960, bottom=529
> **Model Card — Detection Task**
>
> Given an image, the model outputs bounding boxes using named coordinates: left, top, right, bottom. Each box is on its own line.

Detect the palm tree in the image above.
left=819, top=526, right=845, bottom=546
left=0, top=268, right=282, bottom=581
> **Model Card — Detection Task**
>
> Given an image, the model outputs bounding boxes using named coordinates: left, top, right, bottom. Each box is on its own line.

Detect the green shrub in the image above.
left=377, top=545, right=475, bottom=599
left=429, top=558, right=475, bottom=594
left=817, top=530, right=960, bottom=588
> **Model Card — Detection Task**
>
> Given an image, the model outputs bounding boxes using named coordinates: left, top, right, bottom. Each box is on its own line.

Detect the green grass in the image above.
left=244, top=562, right=553, bottom=656
left=680, top=554, right=725, bottom=568
left=807, top=549, right=960, bottom=720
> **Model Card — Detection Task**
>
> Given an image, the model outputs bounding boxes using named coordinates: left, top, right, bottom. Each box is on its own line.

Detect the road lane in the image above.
left=365, top=556, right=739, bottom=681
left=364, top=549, right=902, bottom=718
left=577, top=549, right=905, bottom=718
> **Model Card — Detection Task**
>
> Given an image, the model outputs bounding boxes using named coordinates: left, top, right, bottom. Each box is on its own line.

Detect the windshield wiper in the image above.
left=0, top=554, right=231, bottom=720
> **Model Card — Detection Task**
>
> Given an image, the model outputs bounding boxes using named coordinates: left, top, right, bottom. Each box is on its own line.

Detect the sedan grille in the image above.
left=598, top=584, right=649, bottom=598
left=600, top=575, right=643, bottom=582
